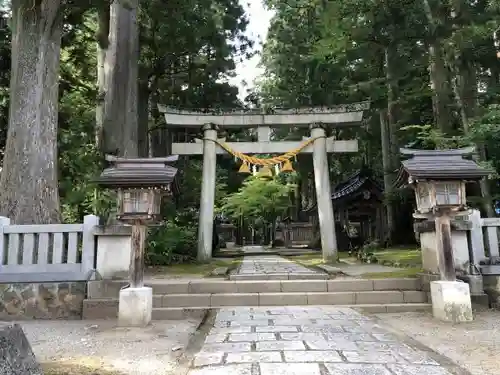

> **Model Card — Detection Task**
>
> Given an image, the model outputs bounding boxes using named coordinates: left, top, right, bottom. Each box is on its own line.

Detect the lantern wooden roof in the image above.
left=394, top=147, right=491, bottom=187
left=96, top=155, right=179, bottom=189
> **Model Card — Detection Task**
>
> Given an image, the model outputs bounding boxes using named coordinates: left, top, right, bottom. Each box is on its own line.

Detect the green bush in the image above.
left=145, top=222, right=197, bottom=266
left=350, top=241, right=379, bottom=264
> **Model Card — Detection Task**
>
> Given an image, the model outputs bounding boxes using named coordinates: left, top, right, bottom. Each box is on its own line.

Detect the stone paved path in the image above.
left=230, top=255, right=327, bottom=280
left=188, top=306, right=461, bottom=375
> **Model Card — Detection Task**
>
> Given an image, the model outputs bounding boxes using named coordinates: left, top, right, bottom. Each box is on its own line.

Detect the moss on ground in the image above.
left=288, top=248, right=423, bottom=278
left=147, top=258, right=242, bottom=277
left=42, top=360, right=124, bottom=375
left=359, top=247, right=422, bottom=279
left=361, top=268, right=423, bottom=279
left=287, top=252, right=350, bottom=268
left=374, top=247, right=422, bottom=267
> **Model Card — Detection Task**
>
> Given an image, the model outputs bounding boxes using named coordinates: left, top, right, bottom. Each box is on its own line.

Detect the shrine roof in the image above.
left=330, top=168, right=383, bottom=201
left=303, top=167, right=383, bottom=213
left=394, top=147, right=491, bottom=186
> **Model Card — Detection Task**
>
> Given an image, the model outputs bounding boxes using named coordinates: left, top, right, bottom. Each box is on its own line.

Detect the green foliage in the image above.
left=469, top=105, right=500, bottom=180
left=258, top=0, right=500, bottom=216
left=350, top=241, right=379, bottom=264
left=399, top=124, right=467, bottom=150
left=0, top=0, right=249, bottom=223
left=58, top=89, right=115, bottom=223
left=145, top=222, right=197, bottom=266
left=219, top=176, right=294, bottom=225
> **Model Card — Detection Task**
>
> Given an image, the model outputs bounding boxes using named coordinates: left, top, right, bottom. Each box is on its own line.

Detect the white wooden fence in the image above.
left=0, top=215, right=99, bottom=283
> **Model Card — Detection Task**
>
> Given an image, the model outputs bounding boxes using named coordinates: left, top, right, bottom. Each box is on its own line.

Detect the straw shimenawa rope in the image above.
left=206, top=136, right=324, bottom=166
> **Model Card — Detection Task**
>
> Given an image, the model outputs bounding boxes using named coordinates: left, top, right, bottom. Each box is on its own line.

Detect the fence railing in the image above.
left=278, top=222, right=314, bottom=246
left=219, top=223, right=236, bottom=243
left=480, top=217, right=500, bottom=258
left=466, top=210, right=500, bottom=262
left=0, top=215, right=99, bottom=283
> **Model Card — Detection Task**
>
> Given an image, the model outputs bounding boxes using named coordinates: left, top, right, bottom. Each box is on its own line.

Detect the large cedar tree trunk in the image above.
left=422, top=0, right=454, bottom=134
left=379, top=109, right=395, bottom=242
left=102, top=0, right=139, bottom=157
left=427, top=42, right=453, bottom=133
left=449, top=2, right=495, bottom=217
left=96, top=4, right=110, bottom=149
left=0, top=1, right=63, bottom=224
left=137, top=82, right=150, bottom=157
left=385, top=45, right=400, bottom=168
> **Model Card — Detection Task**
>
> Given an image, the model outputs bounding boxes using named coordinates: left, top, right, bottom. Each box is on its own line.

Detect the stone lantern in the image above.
left=395, top=147, right=491, bottom=323
left=96, top=155, right=178, bottom=327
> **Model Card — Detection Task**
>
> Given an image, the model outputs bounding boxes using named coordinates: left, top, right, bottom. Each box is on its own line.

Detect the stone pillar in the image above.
left=310, top=124, right=337, bottom=262
left=198, top=123, right=218, bottom=262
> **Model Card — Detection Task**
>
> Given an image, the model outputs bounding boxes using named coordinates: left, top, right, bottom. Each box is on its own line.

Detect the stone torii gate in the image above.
left=159, top=104, right=368, bottom=262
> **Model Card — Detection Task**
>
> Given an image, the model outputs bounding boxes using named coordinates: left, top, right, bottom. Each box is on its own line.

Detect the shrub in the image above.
left=350, top=241, right=379, bottom=264
left=145, top=222, right=197, bottom=266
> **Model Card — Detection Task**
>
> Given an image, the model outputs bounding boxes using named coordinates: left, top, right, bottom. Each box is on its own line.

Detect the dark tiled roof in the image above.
left=305, top=168, right=383, bottom=212
left=394, top=147, right=491, bottom=186
left=332, top=168, right=383, bottom=199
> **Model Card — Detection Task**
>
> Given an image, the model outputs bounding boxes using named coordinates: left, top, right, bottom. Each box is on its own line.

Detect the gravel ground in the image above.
left=377, top=309, right=500, bottom=375
left=18, top=319, right=202, bottom=375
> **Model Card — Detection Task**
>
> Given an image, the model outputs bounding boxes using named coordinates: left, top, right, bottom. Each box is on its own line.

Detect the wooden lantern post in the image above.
left=434, top=209, right=456, bottom=281
left=130, top=222, right=147, bottom=288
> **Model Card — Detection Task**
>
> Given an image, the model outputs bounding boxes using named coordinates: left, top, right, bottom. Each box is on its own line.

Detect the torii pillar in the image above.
left=158, top=104, right=369, bottom=262
left=311, top=124, right=337, bottom=261
left=198, top=123, right=218, bottom=261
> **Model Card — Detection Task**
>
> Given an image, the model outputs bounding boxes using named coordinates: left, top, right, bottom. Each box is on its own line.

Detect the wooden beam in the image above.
left=130, top=224, right=147, bottom=288
left=435, top=214, right=456, bottom=281
left=171, top=139, right=358, bottom=156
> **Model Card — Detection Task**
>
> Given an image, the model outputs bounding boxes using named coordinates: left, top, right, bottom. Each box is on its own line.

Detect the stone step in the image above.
left=152, top=303, right=432, bottom=319
left=155, top=290, right=428, bottom=308
left=83, top=302, right=431, bottom=320
left=229, top=273, right=328, bottom=280
left=88, top=278, right=422, bottom=299
left=83, top=289, right=427, bottom=319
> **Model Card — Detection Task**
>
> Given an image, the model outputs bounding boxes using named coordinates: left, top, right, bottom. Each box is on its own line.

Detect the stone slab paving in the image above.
left=231, top=255, right=327, bottom=280
left=188, top=306, right=466, bottom=375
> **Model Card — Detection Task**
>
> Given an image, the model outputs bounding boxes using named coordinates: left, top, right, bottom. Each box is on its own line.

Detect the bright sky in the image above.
left=229, top=0, right=274, bottom=100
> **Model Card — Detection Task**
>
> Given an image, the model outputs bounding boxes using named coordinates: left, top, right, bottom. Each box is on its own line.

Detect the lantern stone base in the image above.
left=430, top=280, right=473, bottom=323
left=417, top=223, right=470, bottom=274
left=118, top=287, right=152, bottom=327
left=95, top=227, right=132, bottom=279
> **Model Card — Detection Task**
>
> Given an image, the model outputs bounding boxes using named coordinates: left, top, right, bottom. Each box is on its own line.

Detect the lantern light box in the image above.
left=95, top=155, right=179, bottom=223
left=395, top=147, right=490, bottom=214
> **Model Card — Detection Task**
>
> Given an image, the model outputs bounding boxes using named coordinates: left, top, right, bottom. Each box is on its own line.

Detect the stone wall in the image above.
left=0, top=282, right=86, bottom=320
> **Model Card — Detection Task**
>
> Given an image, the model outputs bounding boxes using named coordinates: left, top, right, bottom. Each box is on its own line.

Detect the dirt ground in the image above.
left=19, top=319, right=203, bottom=375
left=377, top=308, right=500, bottom=375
